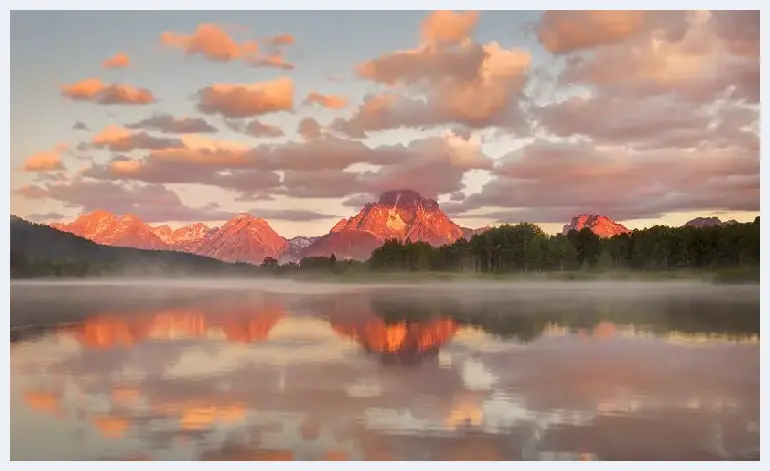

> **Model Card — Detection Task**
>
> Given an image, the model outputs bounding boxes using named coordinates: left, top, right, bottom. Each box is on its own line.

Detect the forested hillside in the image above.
left=10, top=216, right=258, bottom=278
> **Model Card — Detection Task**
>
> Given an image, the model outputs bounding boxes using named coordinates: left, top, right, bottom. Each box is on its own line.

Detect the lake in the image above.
left=10, top=279, right=760, bottom=461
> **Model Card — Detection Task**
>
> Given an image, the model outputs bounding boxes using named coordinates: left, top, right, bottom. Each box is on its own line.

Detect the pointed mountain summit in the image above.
left=303, top=190, right=465, bottom=260
left=562, top=214, right=631, bottom=238
left=195, top=213, right=288, bottom=264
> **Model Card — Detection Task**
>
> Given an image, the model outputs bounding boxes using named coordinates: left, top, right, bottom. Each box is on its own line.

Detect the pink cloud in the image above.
left=160, top=23, right=258, bottom=62
left=556, top=11, right=758, bottom=104
left=452, top=139, right=758, bottom=222
left=533, top=94, right=757, bottom=151
left=126, top=114, right=217, bottom=134
left=22, top=144, right=69, bottom=172
left=17, top=179, right=238, bottom=223
left=297, top=117, right=322, bottom=140
left=334, top=42, right=532, bottom=136
left=90, top=125, right=183, bottom=152
left=303, top=92, right=348, bottom=110
left=340, top=11, right=531, bottom=135
left=196, top=77, right=294, bottom=118
left=61, top=78, right=156, bottom=105
left=102, top=52, right=131, bottom=69
left=248, top=51, right=295, bottom=70
left=420, top=10, right=479, bottom=47
left=536, top=11, right=688, bottom=55
left=81, top=131, right=491, bottom=203
left=225, top=119, right=284, bottom=138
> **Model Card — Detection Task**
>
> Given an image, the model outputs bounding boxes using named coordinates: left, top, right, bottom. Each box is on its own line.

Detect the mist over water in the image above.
left=10, top=280, right=760, bottom=460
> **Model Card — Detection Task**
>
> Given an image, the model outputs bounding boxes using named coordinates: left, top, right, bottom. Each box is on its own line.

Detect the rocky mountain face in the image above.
left=50, top=211, right=287, bottom=263
left=304, top=190, right=466, bottom=260
left=279, top=236, right=321, bottom=263
left=53, top=211, right=167, bottom=250
left=45, top=190, right=502, bottom=264
left=151, top=222, right=212, bottom=252
left=195, top=214, right=288, bottom=264
left=301, top=230, right=383, bottom=261
left=685, top=217, right=738, bottom=228
left=561, top=214, right=631, bottom=238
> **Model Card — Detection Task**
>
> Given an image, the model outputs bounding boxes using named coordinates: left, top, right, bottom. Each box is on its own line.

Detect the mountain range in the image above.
left=49, top=190, right=480, bottom=263
left=10, top=215, right=257, bottom=278
left=42, top=189, right=733, bottom=265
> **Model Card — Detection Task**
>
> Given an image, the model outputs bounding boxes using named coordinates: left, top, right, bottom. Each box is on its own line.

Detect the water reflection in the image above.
left=10, top=283, right=760, bottom=460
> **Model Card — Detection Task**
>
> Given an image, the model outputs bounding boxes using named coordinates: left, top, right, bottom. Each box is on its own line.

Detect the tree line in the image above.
left=268, top=217, right=760, bottom=277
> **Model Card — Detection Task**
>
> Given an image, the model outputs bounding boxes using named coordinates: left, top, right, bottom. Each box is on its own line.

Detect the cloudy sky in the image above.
left=10, top=10, right=759, bottom=237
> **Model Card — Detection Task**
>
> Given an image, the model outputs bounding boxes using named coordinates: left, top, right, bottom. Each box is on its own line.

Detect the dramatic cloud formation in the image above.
left=225, top=119, right=284, bottom=138
left=274, top=131, right=493, bottom=199
left=126, top=114, right=218, bottom=134
left=426, top=8, right=758, bottom=224
left=196, top=77, right=294, bottom=118
left=13, top=10, right=760, bottom=232
left=553, top=11, right=758, bottom=104
left=160, top=23, right=258, bottom=62
left=61, top=78, right=156, bottom=105
left=304, top=92, right=348, bottom=109
left=450, top=139, right=758, bottom=222
left=533, top=94, right=757, bottom=151
left=81, top=130, right=490, bottom=201
left=336, top=11, right=531, bottom=136
left=102, top=52, right=131, bottom=69
left=22, top=144, right=69, bottom=172
left=81, top=135, right=280, bottom=198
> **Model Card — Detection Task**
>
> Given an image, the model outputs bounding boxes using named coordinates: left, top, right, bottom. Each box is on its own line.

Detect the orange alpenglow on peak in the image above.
left=301, top=189, right=467, bottom=260
left=47, top=210, right=288, bottom=262
left=561, top=214, right=631, bottom=238
left=53, top=210, right=166, bottom=250
left=43, top=202, right=642, bottom=264
left=195, top=213, right=287, bottom=264
left=45, top=189, right=476, bottom=263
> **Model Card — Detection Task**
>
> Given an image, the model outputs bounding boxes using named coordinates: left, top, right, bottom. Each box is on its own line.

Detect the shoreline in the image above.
left=10, top=269, right=760, bottom=286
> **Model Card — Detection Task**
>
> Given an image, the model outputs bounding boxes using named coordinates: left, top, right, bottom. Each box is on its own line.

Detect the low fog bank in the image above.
left=11, top=277, right=758, bottom=334
left=11, top=276, right=759, bottom=300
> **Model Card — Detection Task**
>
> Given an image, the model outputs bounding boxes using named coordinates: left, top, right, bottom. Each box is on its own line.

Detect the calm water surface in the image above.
left=10, top=280, right=760, bottom=461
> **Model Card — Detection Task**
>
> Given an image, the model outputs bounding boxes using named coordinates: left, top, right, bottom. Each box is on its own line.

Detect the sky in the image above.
left=10, top=10, right=760, bottom=238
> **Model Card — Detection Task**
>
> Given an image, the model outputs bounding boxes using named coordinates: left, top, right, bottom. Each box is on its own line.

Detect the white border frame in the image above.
left=3, top=1, right=767, bottom=468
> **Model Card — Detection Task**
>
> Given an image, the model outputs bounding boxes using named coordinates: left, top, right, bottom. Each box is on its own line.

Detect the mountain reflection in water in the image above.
left=10, top=282, right=759, bottom=460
